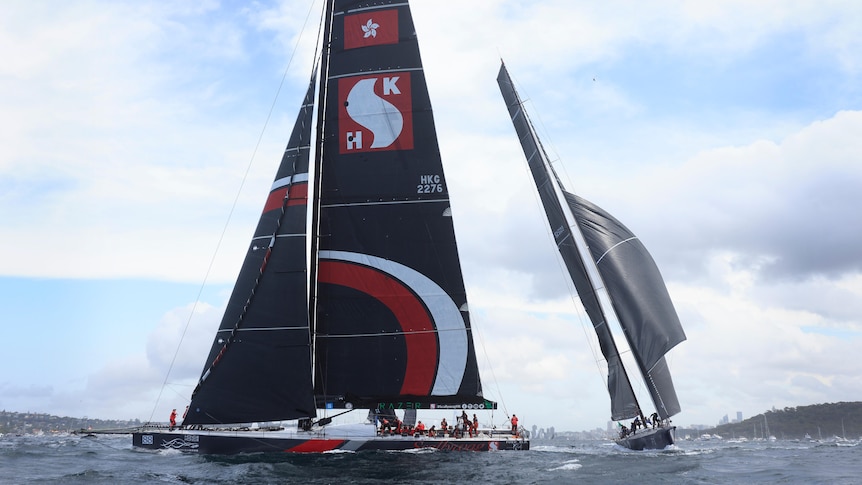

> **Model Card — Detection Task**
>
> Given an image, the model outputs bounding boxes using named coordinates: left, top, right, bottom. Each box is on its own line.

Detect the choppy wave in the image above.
left=4, top=435, right=862, bottom=484
left=549, top=458, right=582, bottom=472
left=531, top=444, right=579, bottom=453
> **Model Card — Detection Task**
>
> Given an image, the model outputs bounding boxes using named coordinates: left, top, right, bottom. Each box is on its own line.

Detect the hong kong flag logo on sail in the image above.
left=338, top=74, right=414, bottom=153
left=344, top=10, right=399, bottom=50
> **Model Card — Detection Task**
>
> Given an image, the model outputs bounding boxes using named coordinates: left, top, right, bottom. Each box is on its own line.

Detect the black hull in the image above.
left=132, top=429, right=529, bottom=454
left=615, top=426, right=675, bottom=450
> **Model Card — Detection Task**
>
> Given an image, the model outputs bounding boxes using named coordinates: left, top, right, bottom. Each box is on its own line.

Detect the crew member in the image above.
left=511, top=414, right=519, bottom=435
left=169, top=409, right=177, bottom=431
left=620, top=424, right=629, bottom=438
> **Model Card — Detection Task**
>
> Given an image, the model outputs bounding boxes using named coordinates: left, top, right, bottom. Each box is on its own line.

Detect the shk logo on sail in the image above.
left=339, top=74, right=414, bottom=153
left=338, top=8, right=412, bottom=153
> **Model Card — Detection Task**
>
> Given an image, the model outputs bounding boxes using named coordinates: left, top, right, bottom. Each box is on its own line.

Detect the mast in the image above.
left=497, top=62, right=641, bottom=421
left=308, top=0, right=336, bottom=402
left=557, top=179, right=647, bottom=420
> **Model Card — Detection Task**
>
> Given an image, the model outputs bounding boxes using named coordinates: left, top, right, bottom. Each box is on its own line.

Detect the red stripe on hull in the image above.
left=318, top=260, right=437, bottom=395
left=286, top=439, right=346, bottom=453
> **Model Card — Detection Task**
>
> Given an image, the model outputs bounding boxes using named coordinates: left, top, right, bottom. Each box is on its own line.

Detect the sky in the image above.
left=2, top=0, right=862, bottom=433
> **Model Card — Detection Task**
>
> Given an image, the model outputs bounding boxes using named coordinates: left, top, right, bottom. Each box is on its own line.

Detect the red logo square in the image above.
left=344, top=9, right=399, bottom=50
left=338, top=73, right=414, bottom=153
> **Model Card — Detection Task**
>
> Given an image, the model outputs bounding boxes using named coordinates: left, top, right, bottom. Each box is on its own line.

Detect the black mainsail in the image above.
left=313, top=0, right=486, bottom=410
left=184, top=0, right=490, bottom=428
left=497, top=62, right=686, bottom=431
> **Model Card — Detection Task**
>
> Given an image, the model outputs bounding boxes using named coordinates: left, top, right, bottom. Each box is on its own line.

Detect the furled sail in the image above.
left=311, top=0, right=488, bottom=410
left=185, top=77, right=318, bottom=425
left=497, top=63, right=639, bottom=420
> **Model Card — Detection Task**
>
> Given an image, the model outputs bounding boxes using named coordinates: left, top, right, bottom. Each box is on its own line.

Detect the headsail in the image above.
left=185, top=77, right=318, bottom=426
left=311, top=0, right=489, bottom=411
left=497, top=61, right=685, bottom=421
left=566, top=193, right=685, bottom=418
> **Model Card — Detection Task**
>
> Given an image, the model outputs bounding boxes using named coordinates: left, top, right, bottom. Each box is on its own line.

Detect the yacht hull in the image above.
left=132, top=428, right=529, bottom=454
left=615, top=425, right=675, bottom=450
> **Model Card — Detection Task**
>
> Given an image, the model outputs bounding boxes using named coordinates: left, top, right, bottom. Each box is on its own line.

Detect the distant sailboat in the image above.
left=497, top=62, right=686, bottom=450
left=130, top=0, right=528, bottom=454
left=765, top=415, right=776, bottom=441
left=836, top=418, right=854, bottom=446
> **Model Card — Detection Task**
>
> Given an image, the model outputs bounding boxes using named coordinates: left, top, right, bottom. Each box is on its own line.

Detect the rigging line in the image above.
left=469, top=306, right=509, bottom=420
left=506, top=71, right=607, bottom=385
left=522, top=78, right=575, bottom=196
left=146, top=0, right=321, bottom=424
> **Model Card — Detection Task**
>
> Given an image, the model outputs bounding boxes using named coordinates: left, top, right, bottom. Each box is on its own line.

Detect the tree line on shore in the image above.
left=696, top=402, right=862, bottom=440
left=1, top=410, right=141, bottom=435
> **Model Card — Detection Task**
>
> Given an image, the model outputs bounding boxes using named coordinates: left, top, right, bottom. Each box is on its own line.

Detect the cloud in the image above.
left=665, top=252, right=862, bottom=423
left=2, top=0, right=862, bottom=430
left=0, top=383, right=54, bottom=400
left=1, top=300, right=225, bottom=421
left=460, top=105, right=862, bottom=426
left=607, top=110, right=862, bottom=284
left=144, top=302, right=222, bottom=381
left=0, top=1, right=304, bottom=282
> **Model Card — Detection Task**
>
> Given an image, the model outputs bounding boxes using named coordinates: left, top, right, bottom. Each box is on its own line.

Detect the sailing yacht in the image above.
left=131, top=0, right=528, bottom=454
left=497, top=62, right=686, bottom=450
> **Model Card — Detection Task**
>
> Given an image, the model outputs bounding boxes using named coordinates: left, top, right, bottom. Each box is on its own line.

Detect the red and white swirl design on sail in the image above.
left=338, top=74, right=414, bottom=153
left=346, top=79, right=403, bottom=149
left=318, top=250, right=467, bottom=396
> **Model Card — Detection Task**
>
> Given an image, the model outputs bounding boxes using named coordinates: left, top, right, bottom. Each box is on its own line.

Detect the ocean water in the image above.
left=1, top=434, right=859, bottom=484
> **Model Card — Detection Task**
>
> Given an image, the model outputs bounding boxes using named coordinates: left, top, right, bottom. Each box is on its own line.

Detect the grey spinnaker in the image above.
left=566, top=192, right=685, bottom=419
left=497, top=60, right=686, bottom=446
